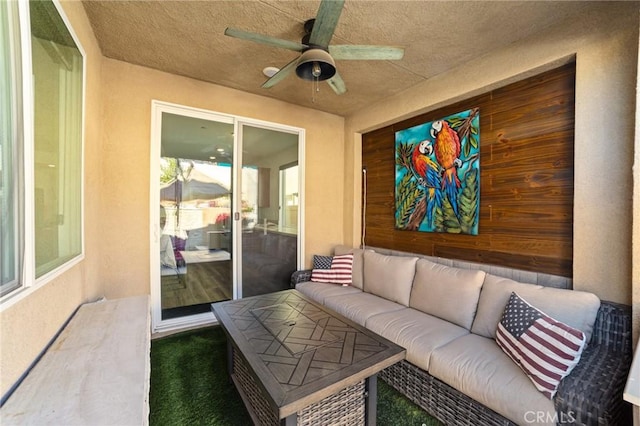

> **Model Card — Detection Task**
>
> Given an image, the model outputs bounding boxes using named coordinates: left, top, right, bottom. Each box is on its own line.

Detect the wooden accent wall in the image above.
left=362, top=63, right=575, bottom=277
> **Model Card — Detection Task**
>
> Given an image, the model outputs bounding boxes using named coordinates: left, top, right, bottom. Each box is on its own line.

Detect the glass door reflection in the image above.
left=238, top=124, right=299, bottom=298
left=159, top=112, right=233, bottom=320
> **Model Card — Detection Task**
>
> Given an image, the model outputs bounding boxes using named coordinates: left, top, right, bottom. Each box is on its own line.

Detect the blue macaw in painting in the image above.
left=411, top=140, right=442, bottom=224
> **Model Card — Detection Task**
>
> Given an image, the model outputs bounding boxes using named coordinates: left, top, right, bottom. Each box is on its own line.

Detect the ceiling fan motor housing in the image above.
left=302, top=19, right=316, bottom=45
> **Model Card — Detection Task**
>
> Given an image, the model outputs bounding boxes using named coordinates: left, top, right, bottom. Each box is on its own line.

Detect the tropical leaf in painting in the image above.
left=463, top=140, right=471, bottom=158
left=469, top=126, right=480, bottom=149
left=433, top=206, right=445, bottom=233
left=396, top=142, right=414, bottom=171
left=395, top=173, right=424, bottom=229
left=469, top=133, right=478, bottom=149
left=468, top=133, right=479, bottom=155
left=450, top=108, right=479, bottom=158
left=447, top=117, right=465, bottom=129
left=440, top=196, right=462, bottom=234
left=459, top=168, right=479, bottom=234
left=396, top=172, right=415, bottom=199
left=396, top=189, right=424, bottom=229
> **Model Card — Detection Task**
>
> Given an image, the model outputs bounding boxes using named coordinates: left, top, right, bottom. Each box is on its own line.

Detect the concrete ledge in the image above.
left=1, top=296, right=150, bottom=426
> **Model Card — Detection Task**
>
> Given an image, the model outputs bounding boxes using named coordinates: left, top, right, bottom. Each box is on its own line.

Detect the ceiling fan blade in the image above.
left=327, top=71, right=347, bottom=95
left=309, top=0, right=345, bottom=47
left=261, top=57, right=298, bottom=89
left=329, top=45, right=405, bottom=60
left=225, top=28, right=306, bottom=52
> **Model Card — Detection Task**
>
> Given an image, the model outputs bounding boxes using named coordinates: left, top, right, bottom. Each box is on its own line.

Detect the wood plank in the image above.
left=362, top=62, right=575, bottom=277
left=1, top=297, right=151, bottom=425
left=434, top=245, right=572, bottom=277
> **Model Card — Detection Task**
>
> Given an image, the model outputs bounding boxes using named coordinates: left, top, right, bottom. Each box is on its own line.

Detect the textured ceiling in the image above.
left=82, top=0, right=606, bottom=117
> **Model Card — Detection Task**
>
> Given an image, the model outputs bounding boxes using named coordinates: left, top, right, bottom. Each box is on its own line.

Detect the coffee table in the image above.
left=211, top=289, right=405, bottom=426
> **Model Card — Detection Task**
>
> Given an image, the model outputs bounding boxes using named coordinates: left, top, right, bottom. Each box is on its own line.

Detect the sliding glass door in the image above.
left=236, top=122, right=301, bottom=299
left=151, top=104, right=234, bottom=329
left=151, top=102, right=303, bottom=332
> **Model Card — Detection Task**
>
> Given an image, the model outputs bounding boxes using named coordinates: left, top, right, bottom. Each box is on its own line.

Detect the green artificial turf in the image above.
left=150, top=327, right=251, bottom=426
left=150, top=326, right=441, bottom=426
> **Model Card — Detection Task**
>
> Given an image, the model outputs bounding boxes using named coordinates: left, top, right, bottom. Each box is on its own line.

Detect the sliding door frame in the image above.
left=233, top=118, right=305, bottom=300
left=149, top=100, right=305, bottom=334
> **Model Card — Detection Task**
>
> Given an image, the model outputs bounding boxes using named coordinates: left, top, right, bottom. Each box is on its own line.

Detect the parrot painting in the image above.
left=395, top=108, right=479, bottom=234
left=431, top=120, right=463, bottom=218
left=411, top=140, right=442, bottom=225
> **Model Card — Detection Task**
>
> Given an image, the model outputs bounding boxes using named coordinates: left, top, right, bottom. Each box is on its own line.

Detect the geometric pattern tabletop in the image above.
left=212, top=289, right=405, bottom=418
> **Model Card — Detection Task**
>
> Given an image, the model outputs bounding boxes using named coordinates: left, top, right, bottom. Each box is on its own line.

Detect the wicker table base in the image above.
left=233, top=347, right=367, bottom=426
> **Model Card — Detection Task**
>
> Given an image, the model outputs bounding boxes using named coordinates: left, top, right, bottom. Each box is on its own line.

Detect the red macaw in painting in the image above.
left=431, top=120, right=462, bottom=217
left=411, top=140, right=442, bottom=224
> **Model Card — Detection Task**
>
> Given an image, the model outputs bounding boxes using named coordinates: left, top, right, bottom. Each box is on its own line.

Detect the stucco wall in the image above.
left=100, top=59, right=344, bottom=298
left=0, top=0, right=104, bottom=397
left=1, top=1, right=344, bottom=397
left=344, top=3, right=638, bottom=306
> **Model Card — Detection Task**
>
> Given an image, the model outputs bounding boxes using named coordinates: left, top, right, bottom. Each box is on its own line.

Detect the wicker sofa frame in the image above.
left=291, top=271, right=632, bottom=426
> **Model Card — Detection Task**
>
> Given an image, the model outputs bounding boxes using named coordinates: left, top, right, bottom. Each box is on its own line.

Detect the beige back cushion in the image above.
left=471, top=274, right=601, bottom=340
left=334, top=245, right=371, bottom=290
left=363, top=251, right=418, bottom=306
left=409, top=258, right=486, bottom=330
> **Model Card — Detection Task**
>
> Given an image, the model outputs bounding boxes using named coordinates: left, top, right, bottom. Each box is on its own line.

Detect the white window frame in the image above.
left=1, top=0, right=24, bottom=297
left=0, top=0, right=86, bottom=311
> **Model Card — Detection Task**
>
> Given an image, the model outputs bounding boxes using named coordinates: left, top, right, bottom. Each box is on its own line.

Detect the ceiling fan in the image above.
left=224, top=0, right=404, bottom=95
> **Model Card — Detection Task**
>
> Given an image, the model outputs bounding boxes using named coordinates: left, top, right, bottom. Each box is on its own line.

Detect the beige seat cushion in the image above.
left=409, top=258, right=486, bottom=330
left=323, top=292, right=405, bottom=326
left=429, top=334, right=556, bottom=426
left=295, top=281, right=362, bottom=305
left=363, top=251, right=418, bottom=306
left=334, top=245, right=372, bottom=290
left=366, top=308, right=469, bottom=371
left=470, top=274, right=600, bottom=340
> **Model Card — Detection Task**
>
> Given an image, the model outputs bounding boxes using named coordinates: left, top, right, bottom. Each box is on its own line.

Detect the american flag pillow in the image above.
left=310, top=254, right=354, bottom=285
left=313, top=255, right=334, bottom=270
left=496, top=292, right=587, bottom=399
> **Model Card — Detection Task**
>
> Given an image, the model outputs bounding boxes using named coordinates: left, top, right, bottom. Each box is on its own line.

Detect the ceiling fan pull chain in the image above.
left=312, top=74, right=321, bottom=103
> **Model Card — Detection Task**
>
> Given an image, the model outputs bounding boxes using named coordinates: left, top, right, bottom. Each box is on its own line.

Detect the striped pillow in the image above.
left=310, top=254, right=354, bottom=285
left=496, top=292, right=586, bottom=399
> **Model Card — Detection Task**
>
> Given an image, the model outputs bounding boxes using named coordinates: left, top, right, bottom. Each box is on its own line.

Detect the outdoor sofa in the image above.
left=292, top=246, right=632, bottom=426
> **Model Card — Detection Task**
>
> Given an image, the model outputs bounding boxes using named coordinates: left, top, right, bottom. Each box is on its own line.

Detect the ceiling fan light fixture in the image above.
left=295, top=48, right=336, bottom=81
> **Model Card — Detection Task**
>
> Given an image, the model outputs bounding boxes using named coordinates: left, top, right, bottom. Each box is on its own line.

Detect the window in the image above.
left=279, top=162, right=298, bottom=231
left=30, top=0, right=83, bottom=276
left=0, top=0, right=84, bottom=303
left=1, top=0, right=22, bottom=297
